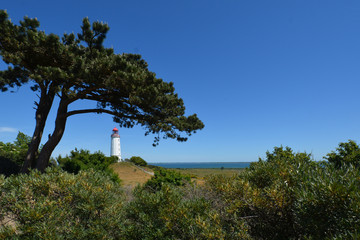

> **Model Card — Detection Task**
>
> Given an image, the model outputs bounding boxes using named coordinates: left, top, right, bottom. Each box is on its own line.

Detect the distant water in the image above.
left=148, top=162, right=251, bottom=169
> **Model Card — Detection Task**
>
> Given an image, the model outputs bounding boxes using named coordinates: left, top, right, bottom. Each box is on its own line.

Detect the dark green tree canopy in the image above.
left=325, top=140, right=360, bottom=168
left=0, top=132, right=32, bottom=176
left=129, top=156, right=147, bottom=167
left=0, top=10, right=204, bottom=171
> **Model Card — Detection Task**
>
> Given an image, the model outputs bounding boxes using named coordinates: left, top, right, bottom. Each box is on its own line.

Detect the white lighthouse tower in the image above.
left=110, top=127, right=122, bottom=161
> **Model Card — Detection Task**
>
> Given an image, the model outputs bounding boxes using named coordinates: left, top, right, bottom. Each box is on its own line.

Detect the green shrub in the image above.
left=0, top=132, right=33, bottom=176
left=206, top=146, right=360, bottom=240
left=56, top=148, right=120, bottom=183
left=0, top=168, right=125, bottom=239
left=0, top=156, right=20, bottom=177
left=1, top=143, right=359, bottom=239
left=145, top=168, right=191, bottom=191
left=123, top=184, right=251, bottom=240
left=129, top=156, right=147, bottom=167
left=294, top=162, right=360, bottom=239
left=57, top=148, right=118, bottom=172
left=146, top=164, right=164, bottom=171
left=325, top=140, right=360, bottom=169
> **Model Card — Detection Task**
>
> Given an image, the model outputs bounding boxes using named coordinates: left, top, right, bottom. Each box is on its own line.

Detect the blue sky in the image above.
left=1, top=0, right=360, bottom=162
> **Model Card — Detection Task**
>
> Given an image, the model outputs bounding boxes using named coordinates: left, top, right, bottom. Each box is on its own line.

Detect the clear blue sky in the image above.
left=1, top=0, right=360, bottom=162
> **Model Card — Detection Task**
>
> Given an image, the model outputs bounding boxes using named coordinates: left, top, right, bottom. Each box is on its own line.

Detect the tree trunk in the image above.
left=21, top=91, right=55, bottom=173
left=36, top=98, right=68, bottom=172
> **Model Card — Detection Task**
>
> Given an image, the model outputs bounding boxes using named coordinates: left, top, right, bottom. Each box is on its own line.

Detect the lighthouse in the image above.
left=111, top=127, right=122, bottom=161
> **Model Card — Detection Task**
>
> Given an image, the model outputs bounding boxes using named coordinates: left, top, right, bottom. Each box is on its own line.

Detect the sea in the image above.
left=148, top=162, right=251, bottom=169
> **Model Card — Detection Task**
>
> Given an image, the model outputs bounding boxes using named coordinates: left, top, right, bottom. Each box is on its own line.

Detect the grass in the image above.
left=169, top=168, right=244, bottom=185
left=172, top=168, right=244, bottom=179
left=110, top=162, right=153, bottom=187
left=111, top=162, right=246, bottom=187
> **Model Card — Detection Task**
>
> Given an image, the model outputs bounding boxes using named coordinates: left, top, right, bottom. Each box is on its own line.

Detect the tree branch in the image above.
left=65, top=86, right=104, bottom=105
left=66, top=108, right=110, bottom=117
left=66, top=108, right=135, bottom=119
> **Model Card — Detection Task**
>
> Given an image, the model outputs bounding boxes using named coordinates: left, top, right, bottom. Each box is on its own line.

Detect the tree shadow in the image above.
left=0, top=156, right=20, bottom=177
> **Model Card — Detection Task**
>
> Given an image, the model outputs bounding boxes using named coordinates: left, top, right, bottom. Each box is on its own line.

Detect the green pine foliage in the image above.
left=0, top=10, right=204, bottom=172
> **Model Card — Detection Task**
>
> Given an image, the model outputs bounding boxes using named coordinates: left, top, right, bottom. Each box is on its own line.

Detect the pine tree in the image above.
left=0, top=10, right=204, bottom=172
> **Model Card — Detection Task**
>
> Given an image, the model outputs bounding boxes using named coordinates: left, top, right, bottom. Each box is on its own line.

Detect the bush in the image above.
left=129, top=156, right=147, bottom=167
left=0, top=168, right=125, bottom=239
left=145, top=168, right=191, bottom=191
left=294, top=162, right=360, bottom=239
left=0, top=156, right=21, bottom=177
left=1, top=143, right=359, bottom=239
left=205, top=146, right=360, bottom=239
left=325, top=140, right=360, bottom=169
left=0, top=132, right=32, bottom=176
left=146, top=164, right=165, bottom=171
left=56, top=148, right=120, bottom=183
left=123, top=184, right=251, bottom=240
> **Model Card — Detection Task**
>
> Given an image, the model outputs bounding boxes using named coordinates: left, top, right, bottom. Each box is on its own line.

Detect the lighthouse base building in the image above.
left=110, top=127, right=122, bottom=162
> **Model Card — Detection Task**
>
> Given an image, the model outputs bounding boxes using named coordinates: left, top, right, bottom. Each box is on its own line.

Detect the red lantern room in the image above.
left=111, top=127, right=120, bottom=138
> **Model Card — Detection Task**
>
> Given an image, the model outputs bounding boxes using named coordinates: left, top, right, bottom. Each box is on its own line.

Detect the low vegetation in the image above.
left=56, top=148, right=120, bottom=183
left=110, top=162, right=153, bottom=187
left=0, top=132, right=33, bottom=176
left=144, top=168, right=191, bottom=192
left=0, top=168, right=124, bottom=239
left=0, top=135, right=359, bottom=239
left=127, top=156, right=148, bottom=167
left=205, top=146, right=360, bottom=239
left=173, top=168, right=242, bottom=179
